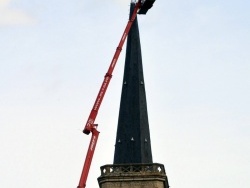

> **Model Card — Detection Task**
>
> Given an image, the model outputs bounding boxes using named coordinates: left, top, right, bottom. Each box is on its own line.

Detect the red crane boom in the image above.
left=82, top=1, right=141, bottom=135
left=77, top=0, right=156, bottom=187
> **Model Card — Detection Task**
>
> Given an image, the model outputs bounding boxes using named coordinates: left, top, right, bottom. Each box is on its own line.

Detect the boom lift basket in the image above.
left=138, top=0, right=156, bottom=14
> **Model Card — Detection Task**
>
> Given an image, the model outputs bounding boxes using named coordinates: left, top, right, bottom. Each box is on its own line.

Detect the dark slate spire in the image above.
left=113, top=3, right=153, bottom=164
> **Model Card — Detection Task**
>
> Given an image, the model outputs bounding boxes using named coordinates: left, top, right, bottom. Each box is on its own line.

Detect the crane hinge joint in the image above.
left=105, top=73, right=112, bottom=78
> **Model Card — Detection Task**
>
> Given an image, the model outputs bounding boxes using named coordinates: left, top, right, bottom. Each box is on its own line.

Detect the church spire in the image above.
left=113, top=3, right=153, bottom=164
left=98, top=2, right=169, bottom=188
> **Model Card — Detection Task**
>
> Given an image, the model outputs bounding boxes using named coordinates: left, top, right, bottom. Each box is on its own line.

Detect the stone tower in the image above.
left=98, top=3, right=169, bottom=188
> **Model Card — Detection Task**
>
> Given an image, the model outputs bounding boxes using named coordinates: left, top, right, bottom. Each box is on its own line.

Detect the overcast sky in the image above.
left=0, top=0, right=250, bottom=187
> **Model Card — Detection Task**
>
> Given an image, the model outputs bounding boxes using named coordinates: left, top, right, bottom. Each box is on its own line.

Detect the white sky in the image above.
left=0, top=0, right=250, bottom=187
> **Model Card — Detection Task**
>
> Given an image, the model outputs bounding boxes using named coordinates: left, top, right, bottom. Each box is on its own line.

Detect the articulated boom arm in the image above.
left=77, top=2, right=141, bottom=188
left=82, top=2, right=141, bottom=135
left=77, top=0, right=156, bottom=187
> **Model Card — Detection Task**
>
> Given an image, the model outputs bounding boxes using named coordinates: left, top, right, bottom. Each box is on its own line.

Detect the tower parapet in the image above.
left=98, top=163, right=169, bottom=188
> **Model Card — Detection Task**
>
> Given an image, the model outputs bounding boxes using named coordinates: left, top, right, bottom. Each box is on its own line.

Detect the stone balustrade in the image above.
left=100, top=163, right=166, bottom=176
